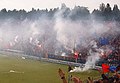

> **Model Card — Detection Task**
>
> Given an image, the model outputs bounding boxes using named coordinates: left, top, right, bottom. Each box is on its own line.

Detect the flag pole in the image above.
left=73, top=39, right=77, bottom=63
left=68, top=65, right=72, bottom=83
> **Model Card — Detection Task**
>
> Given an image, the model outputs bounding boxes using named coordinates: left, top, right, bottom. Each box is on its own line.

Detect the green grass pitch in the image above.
left=0, top=54, right=100, bottom=83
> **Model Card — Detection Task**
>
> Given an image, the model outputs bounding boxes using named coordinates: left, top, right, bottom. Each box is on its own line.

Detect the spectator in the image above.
left=58, top=68, right=82, bottom=83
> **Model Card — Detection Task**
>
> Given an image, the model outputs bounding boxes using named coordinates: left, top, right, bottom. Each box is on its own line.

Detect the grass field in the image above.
left=0, top=54, right=100, bottom=83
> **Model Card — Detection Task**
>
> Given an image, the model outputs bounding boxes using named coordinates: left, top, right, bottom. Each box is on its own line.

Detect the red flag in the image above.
left=102, top=64, right=110, bottom=73
left=74, top=52, right=78, bottom=59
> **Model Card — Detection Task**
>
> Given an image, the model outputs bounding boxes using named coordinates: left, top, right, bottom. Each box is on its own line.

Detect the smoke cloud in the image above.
left=0, top=5, right=119, bottom=71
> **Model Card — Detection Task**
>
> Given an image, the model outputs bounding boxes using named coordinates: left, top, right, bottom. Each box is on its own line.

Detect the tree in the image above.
left=112, top=4, right=120, bottom=21
left=61, top=3, right=67, bottom=9
left=104, top=3, right=112, bottom=21
left=104, top=3, right=112, bottom=14
left=70, top=6, right=90, bottom=20
left=0, top=8, right=7, bottom=19
left=59, top=3, right=71, bottom=19
left=113, top=4, right=119, bottom=12
left=92, top=9, right=104, bottom=21
left=99, top=3, right=105, bottom=12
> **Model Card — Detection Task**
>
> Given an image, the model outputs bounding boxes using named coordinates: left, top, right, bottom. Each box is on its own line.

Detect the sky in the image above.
left=0, top=0, right=119, bottom=11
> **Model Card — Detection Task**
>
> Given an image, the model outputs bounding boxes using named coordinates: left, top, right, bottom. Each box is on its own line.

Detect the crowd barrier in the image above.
left=0, top=50, right=101, bottom=69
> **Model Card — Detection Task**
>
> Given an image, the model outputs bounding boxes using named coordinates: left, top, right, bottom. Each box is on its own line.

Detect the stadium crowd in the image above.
left=48, top=32, right=120, bottom=66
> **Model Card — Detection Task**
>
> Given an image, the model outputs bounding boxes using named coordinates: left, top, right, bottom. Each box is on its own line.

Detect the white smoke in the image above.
left=0, top=4, right=119, bottom=59
left=70, top=40, right=112, bottom=72
left=70, top=40, right=100, bottom=72
left=53, top=6, right=115, bottom=54
left=61, top=52, right=66, bottom=56
left=82, top=49, right=101, bottom=71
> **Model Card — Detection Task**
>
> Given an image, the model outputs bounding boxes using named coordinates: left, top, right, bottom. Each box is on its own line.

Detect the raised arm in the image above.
left=58, top=68, right=67, bottom=83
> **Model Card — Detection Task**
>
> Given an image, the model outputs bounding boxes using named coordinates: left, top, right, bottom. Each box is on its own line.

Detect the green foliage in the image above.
left=0, top=3, right=120, bottom=21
